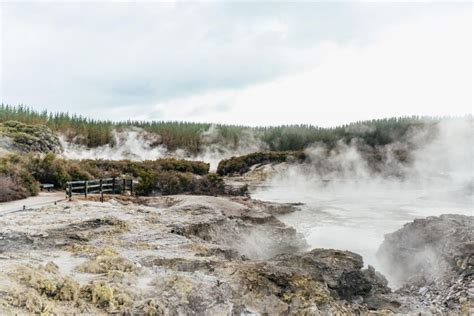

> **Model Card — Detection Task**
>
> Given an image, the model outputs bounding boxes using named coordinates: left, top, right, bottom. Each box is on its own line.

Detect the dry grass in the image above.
left=3, top=262, right=136, bottom=314
left=76, top=255, right=137, bottom=274
left=67, top=244, right=118, bottom=257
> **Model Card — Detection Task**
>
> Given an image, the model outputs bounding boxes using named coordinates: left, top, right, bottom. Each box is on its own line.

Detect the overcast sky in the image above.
left=1, top=1, right=472, bottom=127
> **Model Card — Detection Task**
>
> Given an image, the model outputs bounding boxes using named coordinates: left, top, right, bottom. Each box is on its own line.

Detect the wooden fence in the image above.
left=66, top=177, right=133, bottom=201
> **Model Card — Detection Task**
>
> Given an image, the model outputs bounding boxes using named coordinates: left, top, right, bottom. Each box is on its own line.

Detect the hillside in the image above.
left=1, top=104, right=437, bottom=153
left=0, top=120, right=62, bottom=154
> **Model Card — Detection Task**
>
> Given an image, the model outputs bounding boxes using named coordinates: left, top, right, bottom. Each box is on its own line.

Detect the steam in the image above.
left=256, top=117, right=473, bottom=188
left=61, top=127, right=167, bottom=160
left=189, top=125, right=268, bottom=170
left=411, top=118, right=473, bottom=186
left=61, top=125, right=267, bottom=170
left=57, top=117, right=473, bottom=286
left=251, top=117, right=473, bottom=286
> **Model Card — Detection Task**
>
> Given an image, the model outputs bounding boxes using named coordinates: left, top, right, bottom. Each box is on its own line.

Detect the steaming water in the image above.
left=60, top=117, right=472, bottom=284
left=251, top=118, right=473, bottom=284
left=251, top=178, right=473, bottom=284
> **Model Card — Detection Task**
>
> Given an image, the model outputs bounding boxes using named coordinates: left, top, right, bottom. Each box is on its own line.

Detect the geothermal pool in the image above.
left=252, top=179, right=473, bottom=285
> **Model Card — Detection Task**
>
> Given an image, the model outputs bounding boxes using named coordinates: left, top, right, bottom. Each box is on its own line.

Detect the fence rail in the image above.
left=66, top=177, right=133, bottom=201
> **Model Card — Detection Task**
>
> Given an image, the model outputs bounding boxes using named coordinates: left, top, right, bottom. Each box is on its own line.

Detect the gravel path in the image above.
left=0, top=192, right=66, bottom=215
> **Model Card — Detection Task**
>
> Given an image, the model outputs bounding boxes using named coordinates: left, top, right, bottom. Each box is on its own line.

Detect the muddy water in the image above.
left=251, top=179, right=473, bottom=285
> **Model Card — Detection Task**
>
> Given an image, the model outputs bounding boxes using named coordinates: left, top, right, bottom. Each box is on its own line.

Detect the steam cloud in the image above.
left=257, top=117, right=473, bottom=190
left=189, top=125, right=268, bottom=171
left=61, top=128, right=168, bottom=161
left=252, top=117, right=473, bottom=286
left=60, top=118, right=473, bottom=286
left=61, top=125, right=267, bottom=171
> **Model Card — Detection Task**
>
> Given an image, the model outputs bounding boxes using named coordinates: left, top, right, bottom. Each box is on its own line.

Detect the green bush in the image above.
left=76, top=158, right=209, bottom=179
left=0, top=120, right=62, bottom=153
left=156, top=158, right=209, bottom=175
left=134, top=171, right=158, bottom=196
left=0, top=151, right=239, bottom=201
left=66, top=162, right=94, bottom=181
left=155, top=171, right=194, bottom=195
left=26, top=153, right=71, bottom=188
left=134, top=171, right=245, bottom=197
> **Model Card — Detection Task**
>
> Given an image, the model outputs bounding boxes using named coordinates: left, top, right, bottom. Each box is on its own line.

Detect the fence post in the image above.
left=99, top=179, right=103, bottom=202
left=67, top=183, right=72, bottom=200
left=123, top=178, right=126, bottom=195
left=130, top=179, right=133, bottom=195
left=84, top=181, right=88, bottom=198
left=112, top=177, right=116, bottom=194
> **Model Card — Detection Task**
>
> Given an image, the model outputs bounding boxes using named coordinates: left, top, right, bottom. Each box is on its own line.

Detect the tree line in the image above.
left=0, top=104, right=440, bottom=153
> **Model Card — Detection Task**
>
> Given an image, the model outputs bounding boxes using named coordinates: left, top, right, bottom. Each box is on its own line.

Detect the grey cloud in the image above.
left=1, top=1, right=470, bottom=120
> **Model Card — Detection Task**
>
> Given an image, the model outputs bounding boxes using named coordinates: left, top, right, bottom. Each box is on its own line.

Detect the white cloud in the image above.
left=0, top=2, right=471, bottom=126
left=149, top=8, right=472, bottom=127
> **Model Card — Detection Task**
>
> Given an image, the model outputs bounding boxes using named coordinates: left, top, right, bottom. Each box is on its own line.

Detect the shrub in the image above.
left=0, top=120, right=62, bottom=153
left=0, top=152, right=226, bottom=201
left=27, top=153, right=71, bottom=188
left=0, top=154, right=39, bottom=198
left=76, top=158, right=209, bottom=179
left=134, top=171, right=158, bottom=196
left=66, top=162, right=94, bottom=181
left=155, top=171, right=193, bottom=195
left=156, top=158, right=209, bottom=175
left=0, top=175, right=28, bottom=202
left=135, top=171, right=245, bottom=197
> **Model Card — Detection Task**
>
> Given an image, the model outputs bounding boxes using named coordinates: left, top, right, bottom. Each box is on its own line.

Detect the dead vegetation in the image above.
left=67, top=244, right=118, bottom=257
left=3, top=263, right=81, bottom=313
left=76, top=254, right=137, bottom=274
left=0, top=175, right=29, bottom=202
left=2, top=260, right=137, bottom=314
left=80, top=281, right=134, bottom=313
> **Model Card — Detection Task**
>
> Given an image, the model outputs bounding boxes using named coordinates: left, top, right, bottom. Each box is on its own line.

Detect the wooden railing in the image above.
left=66, top=177, right=133, bottom=201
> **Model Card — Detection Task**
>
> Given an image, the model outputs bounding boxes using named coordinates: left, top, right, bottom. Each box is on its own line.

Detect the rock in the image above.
left=158, top=195, right=308, bottom=260
left=269, top=248, right=393, bottom=312
left=218, top=247, right=396, bottom=315
left=377, top=214, right=474, bottom=313
left=0, top=195, right=470, bottom=314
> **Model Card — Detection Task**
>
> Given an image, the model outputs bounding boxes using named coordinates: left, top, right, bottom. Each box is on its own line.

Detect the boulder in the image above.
left=377, top=214, right=474, bottom=313
left=271, top=249, right=391, bottom=301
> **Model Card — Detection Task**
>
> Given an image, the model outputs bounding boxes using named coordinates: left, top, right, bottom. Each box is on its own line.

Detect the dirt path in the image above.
left=0, top=192, right=66, bottom=215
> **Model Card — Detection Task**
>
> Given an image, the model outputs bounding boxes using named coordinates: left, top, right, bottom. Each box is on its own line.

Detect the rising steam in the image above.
left=190, top=125, right=268, bottom=170
left=61, top=127, right=167, bottom=161
left=61, top=125, right=267, bottom=170
left=252, top=117, right=473, bottom=286
left=60, top=117, right=472, bottom=286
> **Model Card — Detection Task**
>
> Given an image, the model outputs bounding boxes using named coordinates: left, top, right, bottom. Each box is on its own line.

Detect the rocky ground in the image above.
left=0, top=194, right=472, bottom=315
left=378, top=214, right=474, bottom=315
left=223, top=162, right=289, bottom=190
